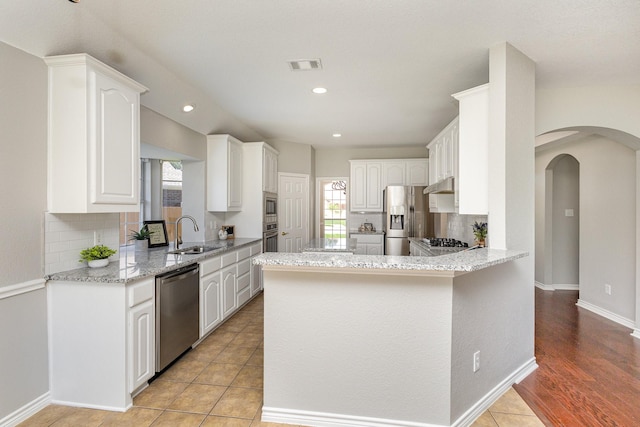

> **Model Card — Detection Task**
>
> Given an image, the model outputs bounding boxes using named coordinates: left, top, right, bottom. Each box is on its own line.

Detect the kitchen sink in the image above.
left=168, top=245, right=219, bottom=255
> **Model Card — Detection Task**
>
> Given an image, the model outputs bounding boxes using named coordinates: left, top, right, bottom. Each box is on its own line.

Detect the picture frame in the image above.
left=144, top=220, right=169, bottom=247
left=222, top=225, right=235, bottom=239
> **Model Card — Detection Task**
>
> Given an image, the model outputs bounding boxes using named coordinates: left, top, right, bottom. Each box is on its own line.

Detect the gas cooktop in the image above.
left=422, top=238, right=469, bottom=248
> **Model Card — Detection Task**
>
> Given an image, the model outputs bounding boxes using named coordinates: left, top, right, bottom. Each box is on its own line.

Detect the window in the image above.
left=319, top=179, right=348, bottom=238
left=119, top=159, right=183, bottom=246
left=162, top=161, right=182, bottom=244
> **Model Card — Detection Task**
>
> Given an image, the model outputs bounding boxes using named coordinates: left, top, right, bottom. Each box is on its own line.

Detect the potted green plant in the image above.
left=472, top=221, right=488, bottom=247
left=129, top=225, right=151, bottom=250
left=79, top=245, right=117, bottom=268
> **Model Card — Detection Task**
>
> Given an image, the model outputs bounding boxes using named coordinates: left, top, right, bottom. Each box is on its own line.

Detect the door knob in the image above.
left=281, top=231, right=288, bottom=236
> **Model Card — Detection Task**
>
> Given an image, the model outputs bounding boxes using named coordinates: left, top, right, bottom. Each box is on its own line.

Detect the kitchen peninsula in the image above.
left=253, top=248, right=534, bottom=427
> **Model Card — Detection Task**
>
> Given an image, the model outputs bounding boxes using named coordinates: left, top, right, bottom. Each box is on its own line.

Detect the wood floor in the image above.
left=514, top=288, right=640, bottom=426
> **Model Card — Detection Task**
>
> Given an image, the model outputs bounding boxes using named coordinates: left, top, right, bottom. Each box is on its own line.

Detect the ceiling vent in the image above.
left=288, top=59, right=323, bottom=71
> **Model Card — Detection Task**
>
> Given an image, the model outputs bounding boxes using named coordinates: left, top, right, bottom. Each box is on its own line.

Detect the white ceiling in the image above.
left=1, top=0, right=639, bottom=148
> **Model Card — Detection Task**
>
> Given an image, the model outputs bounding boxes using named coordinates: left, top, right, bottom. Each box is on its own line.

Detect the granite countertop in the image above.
left=302, top=238, right=358, bottom=253
left=254, top=247, right=527, bottom=273
left=45, top=238, right=262, bottom=284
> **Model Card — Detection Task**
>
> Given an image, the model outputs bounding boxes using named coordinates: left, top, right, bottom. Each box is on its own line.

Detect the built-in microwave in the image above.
left=264, top=192, right=277, bottom=216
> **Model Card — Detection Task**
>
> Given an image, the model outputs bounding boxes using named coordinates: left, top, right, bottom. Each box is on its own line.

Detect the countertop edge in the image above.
left=253, top=248, right=528, bottom=274
left=45, top=238, right=263, bottom=284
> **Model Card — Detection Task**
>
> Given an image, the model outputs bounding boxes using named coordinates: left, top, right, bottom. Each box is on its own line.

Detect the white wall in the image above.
left=536, top=85, right=640, bottom=142
left=315, top=146, right=427, bottom=177
left=551, top=155, right=580, bottom=286
left=536, top=135, right=636, bottom=321
left=0, top=41, right=50, bottom=422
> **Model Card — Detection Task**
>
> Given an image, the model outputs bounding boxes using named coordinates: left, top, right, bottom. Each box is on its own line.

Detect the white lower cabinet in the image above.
left=199, top=256, right=222, bottom=338
left=200, top=272, right=222, bottom=336
left=198, top=242, right=264, bottom=340
left=351, top=233, right=384, bottom=255
left=250, top=243, right=263, bottom=296
left=128, top=299, right=154, bottom=392
left=221, top=264, right=238, bottom=319
left=48, top=276, right=155, bottom=410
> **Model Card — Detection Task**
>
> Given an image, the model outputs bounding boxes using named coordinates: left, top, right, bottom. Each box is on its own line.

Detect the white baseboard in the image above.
left=451, top=357, right=538, bottom=427
left=576, top=299, right=635, bottom=329
left=0, top=392, right=50, bottom=427
left=631, top=329, right=640, bottom=340
left=534, top=281, right=553, bottom=291
left=49, top=399, right=129, bottom=413
left=553, top=284, right=579, bottom=291
left=262, top=406, right=441, bottom=427
left=262, top=358, right=539, bottom=427
left=534, top=281, right=578, bottom=291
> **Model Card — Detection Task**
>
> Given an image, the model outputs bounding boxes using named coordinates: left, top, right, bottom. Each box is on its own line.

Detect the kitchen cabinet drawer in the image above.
left=237, top=283, right=251, bottom=307
left=237, top=272, right=250, bottom=292
left=351, top=234, right=384, bottom=244
left=250, top=243, right=262, bottom=256
left=200, top=256, right=221, bottom=276
left=221, top=251, right=238, bottom=267
left=128, top=278, right=154, bottom=308
left=237, top=258, right=251, bottom=276
left=237, top=247, right=251, bottom=261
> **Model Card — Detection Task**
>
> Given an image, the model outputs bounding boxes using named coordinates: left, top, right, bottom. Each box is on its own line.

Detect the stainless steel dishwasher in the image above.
left=155, top=264, right=199, bottom=372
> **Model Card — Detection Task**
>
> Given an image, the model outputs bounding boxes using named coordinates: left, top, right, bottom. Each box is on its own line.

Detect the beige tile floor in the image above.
left=20, top=293, right=542, bottom=427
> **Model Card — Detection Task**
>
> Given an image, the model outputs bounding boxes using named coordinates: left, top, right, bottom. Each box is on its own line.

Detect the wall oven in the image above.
left=263, top=228, right=278, bottom=253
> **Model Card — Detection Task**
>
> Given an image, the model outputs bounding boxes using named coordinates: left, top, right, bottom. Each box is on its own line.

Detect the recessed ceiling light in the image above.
left=182, top=104, right=195, bottom=113
left=312, top=87, right=327, bottom=94
left=332, top=133, right=342, bottom=138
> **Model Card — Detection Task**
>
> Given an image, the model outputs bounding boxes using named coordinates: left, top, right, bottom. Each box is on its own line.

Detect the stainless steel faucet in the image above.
left=175, top=215, right=199, bottom=250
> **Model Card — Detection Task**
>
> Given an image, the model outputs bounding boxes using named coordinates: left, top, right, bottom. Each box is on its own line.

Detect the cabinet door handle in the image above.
left=281, top=231, right=288, bottom=236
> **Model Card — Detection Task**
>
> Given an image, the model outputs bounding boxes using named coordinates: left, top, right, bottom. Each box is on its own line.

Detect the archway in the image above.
left=544, top=154, right=580, bottom=290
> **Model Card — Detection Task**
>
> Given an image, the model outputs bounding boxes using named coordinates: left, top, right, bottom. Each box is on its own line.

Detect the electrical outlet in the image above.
left=605, top=284, right=612, bottom=295
left=94, top=230, right=104, bottom=245
left=213, top=221, right=218, bottom=230
left=473, top=351, right=480, bottom=372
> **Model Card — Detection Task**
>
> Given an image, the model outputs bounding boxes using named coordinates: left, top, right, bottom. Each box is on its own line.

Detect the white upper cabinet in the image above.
left=426, top=117, right=458, bottom=186
left=404, top=159, right=429, bottom=186
left=207, top=134, right=243, bottom=212
left=452, top=84, right=489, bottom=215
left=262, top=145, right=279, bottom=193
left=350, top=159, right=428, bottom=212
left=382, top=161, right=406, bottom=186
left=45, top=54, right=148, bottom=213
left=350, top=160, right=382, bottom=212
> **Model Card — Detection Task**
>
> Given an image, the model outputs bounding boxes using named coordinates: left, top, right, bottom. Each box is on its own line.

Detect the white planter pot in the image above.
left=88, top=259, right=109, bottom=268
left=135, top=240, right=148, bottom=251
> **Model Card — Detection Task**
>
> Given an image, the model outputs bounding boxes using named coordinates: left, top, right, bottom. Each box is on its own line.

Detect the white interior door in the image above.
left=279, top=173, right=309, bottom=253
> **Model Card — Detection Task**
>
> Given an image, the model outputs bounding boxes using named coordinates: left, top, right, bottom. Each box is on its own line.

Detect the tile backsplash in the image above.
left=348, top=213, right=383, bottom=232
left=45, top=213, right=120, bottom=275
left=445, top=213, right=488, bottom=246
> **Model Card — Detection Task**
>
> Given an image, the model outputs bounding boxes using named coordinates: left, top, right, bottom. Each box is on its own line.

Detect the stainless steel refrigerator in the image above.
left=383, top=185, right=432, bottom=255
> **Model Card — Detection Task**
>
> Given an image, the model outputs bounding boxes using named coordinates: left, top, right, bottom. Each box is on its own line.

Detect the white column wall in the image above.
left=0, top=42, right=50, bottom=423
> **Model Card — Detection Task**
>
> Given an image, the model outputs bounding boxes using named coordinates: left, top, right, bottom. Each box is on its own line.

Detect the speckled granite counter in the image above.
left=45, top=237, right=262, bottom=284
left=254, top=247, right=527, bottom=274
left=302, top=238, right=358, bottom=253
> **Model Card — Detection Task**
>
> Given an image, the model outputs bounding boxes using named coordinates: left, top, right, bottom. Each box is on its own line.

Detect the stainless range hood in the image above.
left=423, top=176, right=454, bottom=194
